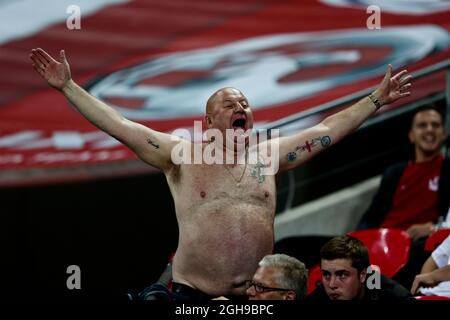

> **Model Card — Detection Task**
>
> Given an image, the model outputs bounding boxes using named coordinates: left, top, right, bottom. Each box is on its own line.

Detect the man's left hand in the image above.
left=406, top=222, right=434, bottom=241
left=372, top=64, right=412, bottom=107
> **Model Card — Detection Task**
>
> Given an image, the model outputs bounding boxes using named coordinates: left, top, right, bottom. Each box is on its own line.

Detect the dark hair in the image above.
left=320, top=235, right=370, bottom=273
left=410, top=103, right=445, bottom=129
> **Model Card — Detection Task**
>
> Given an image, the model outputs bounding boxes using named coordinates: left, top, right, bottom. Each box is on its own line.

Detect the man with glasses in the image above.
left=246, top=254, right=308, bottom=300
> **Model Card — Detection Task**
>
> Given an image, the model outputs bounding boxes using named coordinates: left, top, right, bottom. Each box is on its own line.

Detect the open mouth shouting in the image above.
left=232, top=116, right=247, bottom=131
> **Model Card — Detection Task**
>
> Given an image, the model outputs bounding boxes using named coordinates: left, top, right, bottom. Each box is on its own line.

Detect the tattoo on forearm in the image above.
left=287, top=152, right=297, bottom=162
left=147, top=138, right=160, bottom=149
left=320, top=136, right=331, bottom=147
left=286, top=136, right=331, bottom=162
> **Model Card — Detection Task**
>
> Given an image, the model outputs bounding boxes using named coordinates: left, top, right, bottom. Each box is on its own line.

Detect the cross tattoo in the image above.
left=250, top=159, right=266, bottom=183
left=304, top=140, right=312, bottom=152
left=295, top=139, right=317, bottom=153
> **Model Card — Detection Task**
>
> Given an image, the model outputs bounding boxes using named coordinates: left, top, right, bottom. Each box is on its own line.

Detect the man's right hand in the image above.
left=411, top=272, right=438, bottom=294
left=29, top=48, right=71, bottom=91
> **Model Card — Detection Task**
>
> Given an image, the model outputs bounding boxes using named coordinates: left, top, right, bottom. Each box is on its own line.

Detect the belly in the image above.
left=173, top=203, right=274, bottom=297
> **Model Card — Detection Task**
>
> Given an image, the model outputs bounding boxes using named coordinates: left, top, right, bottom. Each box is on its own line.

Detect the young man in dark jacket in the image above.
left=306, top=235, right=412, bottom=301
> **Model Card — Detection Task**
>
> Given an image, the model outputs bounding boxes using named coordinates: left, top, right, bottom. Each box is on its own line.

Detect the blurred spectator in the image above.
left=411, top=234, right=450, bottom=297
left=358, top=105, right=449, bottom=238
left=357, top=104, right=449, bottom=288
left=306, top=235, right=411, bottom=301
left=246, top=254, right=308, bottom=300
left=275, top=104, right=449, bottom=272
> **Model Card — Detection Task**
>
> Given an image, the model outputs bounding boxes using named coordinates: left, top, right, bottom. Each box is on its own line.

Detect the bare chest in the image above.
left=172, top=162, right=276, bottom=210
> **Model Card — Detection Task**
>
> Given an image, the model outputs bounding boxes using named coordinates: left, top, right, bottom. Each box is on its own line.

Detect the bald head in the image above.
left=204, top=87, right=253, bottom=132
left=206, top=87, right=243, bottom=114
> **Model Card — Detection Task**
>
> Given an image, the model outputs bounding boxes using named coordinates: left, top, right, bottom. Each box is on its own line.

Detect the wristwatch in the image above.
left=368, top=94, right=382, bottom=110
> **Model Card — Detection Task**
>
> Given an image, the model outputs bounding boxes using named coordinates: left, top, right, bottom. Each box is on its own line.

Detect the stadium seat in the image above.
left=307, top=264, right=322, bottom=294
left=347, top=228, right=411, bottom=278
left=424, top=229, right=450, bottom=252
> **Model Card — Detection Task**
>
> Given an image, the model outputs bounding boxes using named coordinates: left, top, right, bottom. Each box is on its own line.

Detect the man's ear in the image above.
left=359, top=268, right=367, bottom=284
left=205, top=115, right=212, bottom=128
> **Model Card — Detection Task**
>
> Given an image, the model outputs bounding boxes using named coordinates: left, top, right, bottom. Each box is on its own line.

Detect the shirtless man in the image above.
left=29, top=48, right=412, bottom=299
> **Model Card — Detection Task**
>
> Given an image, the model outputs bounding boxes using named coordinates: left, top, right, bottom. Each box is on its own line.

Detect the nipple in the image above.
left=200, top=191, right=206, bottom=198
left=264, top=191, right=269, bottom=198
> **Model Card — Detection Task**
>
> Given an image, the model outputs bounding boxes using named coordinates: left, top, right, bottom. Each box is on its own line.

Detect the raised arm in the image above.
left=29, top=48, right=177, bottom=171
left=278, top=65, right=412, bottom=173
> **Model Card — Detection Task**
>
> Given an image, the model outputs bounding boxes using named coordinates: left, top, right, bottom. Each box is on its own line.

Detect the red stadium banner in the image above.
left=0, top=0, right=449, bottom=186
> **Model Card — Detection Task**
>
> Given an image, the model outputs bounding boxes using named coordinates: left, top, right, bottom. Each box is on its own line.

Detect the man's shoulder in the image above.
left=382, top=161, right=408, bottom=177
left=375, top=274, right=412, bottom=300
left=387, top=161, right=408, bottom=171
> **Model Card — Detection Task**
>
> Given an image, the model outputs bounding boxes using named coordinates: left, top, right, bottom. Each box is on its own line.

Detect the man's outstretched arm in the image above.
left=278, top=65, right=412, bottom=173
left=29, top=48, right=177, bottom=171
